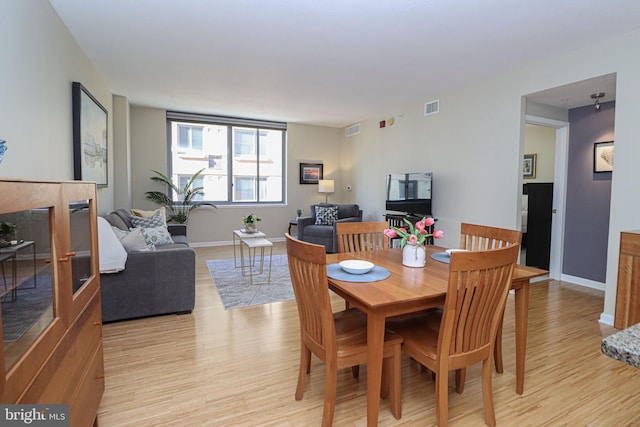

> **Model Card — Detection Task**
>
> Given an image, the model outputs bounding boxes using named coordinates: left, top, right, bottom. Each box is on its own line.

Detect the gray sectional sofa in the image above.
left=100, top=209, right=195, bottom=322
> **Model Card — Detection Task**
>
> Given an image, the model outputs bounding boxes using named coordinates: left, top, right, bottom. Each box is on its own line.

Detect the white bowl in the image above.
left=339, top=260, right=374, bottom=275
left=445, top=249, right=468, bottom=256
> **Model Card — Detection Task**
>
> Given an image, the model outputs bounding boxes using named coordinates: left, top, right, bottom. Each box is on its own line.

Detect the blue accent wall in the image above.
left=563, top=101, right=615, bottom=282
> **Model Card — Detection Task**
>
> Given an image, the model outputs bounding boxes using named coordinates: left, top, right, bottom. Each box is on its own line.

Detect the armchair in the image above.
left=297, top=204, right=362, bottom=253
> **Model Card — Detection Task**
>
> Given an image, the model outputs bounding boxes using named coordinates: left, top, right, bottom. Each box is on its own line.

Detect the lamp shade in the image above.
left=318, top=179, right=335, bottom=193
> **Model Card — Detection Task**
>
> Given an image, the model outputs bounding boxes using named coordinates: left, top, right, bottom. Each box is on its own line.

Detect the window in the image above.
left=177, top=125, right=203, bottom=152
left=167, top=112, right=286, bottom=205
left=178, top=175, right=204, bottom=201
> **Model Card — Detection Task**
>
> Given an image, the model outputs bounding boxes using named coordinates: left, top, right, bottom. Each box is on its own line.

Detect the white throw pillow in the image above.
left=140, top=226, right=174, bottom=247
left=97, top=217, right=127, bottom=273
left=112, top=226, right=153, bottom=252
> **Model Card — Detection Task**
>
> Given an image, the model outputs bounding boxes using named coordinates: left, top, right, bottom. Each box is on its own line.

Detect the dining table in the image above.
left=326, top=245, right=547, bottom=427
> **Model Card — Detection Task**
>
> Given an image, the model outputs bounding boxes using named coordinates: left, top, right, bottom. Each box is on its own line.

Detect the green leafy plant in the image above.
left=145, top=168, right=216, bottom=224
left=242, top=213, right=261, bottom=225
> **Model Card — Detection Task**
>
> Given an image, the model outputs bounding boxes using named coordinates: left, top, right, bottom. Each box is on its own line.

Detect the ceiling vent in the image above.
left=345, top=123, right=361, bottom=137
left=424, top=99, right=440, bottom=116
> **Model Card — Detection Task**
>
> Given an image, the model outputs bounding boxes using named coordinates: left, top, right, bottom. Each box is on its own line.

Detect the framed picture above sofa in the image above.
left=300, top=163, right=323, bottom=184
left=72, top=81, right=108, bottom=187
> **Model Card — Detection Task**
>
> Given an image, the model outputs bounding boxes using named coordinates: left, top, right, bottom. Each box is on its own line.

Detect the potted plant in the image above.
left=0, top=221, right=17, bottom=246
left=145, top=168, right=216, bottom=224
left=242, top=213, right=261, bottom=233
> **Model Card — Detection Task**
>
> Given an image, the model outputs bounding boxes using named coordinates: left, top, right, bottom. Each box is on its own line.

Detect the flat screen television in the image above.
left=385, top=172, right=432, bottom=216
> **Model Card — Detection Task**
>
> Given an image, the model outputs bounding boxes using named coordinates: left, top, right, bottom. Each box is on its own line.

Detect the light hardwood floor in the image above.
left=96, top=243, right=640, bottom=426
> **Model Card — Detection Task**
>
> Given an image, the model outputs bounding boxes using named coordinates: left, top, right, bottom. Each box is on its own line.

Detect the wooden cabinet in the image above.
left=615, top=230, right=640, bottom=329
left=0, top=179, right=103, bottom=426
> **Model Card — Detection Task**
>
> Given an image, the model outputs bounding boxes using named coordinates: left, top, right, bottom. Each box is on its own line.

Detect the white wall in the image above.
left=341, top=28, right=640, bottom=323
left=524, top=124, right=556, bottom=183
left=0, top=1, right=114, bottom=213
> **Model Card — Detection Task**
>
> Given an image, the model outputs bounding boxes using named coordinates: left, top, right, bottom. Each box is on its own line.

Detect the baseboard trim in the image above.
left=599, top=313, right=614, bottom=326
left=560, top=274, right=606, bottom=291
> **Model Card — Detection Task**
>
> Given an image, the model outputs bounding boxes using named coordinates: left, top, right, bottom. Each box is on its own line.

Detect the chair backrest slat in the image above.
left=336, top=221, right=390, bottom=253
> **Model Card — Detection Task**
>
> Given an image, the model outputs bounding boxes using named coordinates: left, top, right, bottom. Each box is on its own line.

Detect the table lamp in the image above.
left=318, top=179, right=334, bottom=203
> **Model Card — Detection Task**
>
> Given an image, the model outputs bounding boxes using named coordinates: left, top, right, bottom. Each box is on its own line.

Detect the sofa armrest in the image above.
left=100, top=247, right=195, bottom=322
left=296, top=216, right=315, bottom=239
left=168, top=223, right=187, bottom=237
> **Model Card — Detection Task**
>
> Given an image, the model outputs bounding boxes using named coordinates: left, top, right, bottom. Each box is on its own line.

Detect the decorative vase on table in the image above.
left=245, top=223, right=257, bottom=233
left=402, top=244, right=427, bottom=268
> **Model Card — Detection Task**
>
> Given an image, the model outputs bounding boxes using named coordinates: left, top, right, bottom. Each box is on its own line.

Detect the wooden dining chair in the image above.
left=459, top=223, right=522, bottom=378
left=459, top=222, right=522, bottom=251
left=388, top=244, right=519, bottom=426
left=285, top=234, right=403, bottom=426
left=336, top=221, right=391, bottom=253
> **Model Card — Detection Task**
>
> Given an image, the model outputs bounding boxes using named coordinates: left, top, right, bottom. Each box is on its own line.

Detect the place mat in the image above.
left=431, top=252, right=451, bottom=263
left=327, top=264, right=390, bottom=282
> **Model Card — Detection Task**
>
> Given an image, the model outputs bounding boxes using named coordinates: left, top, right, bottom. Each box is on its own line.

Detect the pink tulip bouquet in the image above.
left=384, top=217, right=444, bottom=248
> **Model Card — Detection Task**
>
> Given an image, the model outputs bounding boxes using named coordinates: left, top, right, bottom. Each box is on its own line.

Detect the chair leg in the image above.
left=481, top=358, right=497, bottom=427
left=296, top=345, right=311, bottom=400
left=381, top=358, right=391, bottom=399
left=494, top=313, right=505, bottom=374
left=435, top=367, right=449, bottom=426
left=455, top=368, right=466, bottom=394
left=351, top=366, right=359, bottom=378
left=322, top=365, right=338, bottom=427
left=389, top=344, right=402, bottom=419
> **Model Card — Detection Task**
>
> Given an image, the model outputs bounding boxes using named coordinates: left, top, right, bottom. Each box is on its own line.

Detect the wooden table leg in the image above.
left=366, top=312, right=385, bottom=427
left=514, top=280, right=530, bottom=395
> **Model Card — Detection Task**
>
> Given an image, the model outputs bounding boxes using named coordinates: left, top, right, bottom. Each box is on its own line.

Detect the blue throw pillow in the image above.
left=315, top=206, right=338, bottom=225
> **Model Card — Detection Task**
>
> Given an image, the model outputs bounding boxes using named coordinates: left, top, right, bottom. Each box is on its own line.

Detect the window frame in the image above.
left=166, top=112, right=287, bottom=206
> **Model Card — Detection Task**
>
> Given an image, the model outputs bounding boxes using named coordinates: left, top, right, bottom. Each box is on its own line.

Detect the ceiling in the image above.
left=49, top=1, right=640, bottom=128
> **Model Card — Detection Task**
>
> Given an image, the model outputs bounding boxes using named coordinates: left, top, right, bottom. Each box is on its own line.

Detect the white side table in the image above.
left=240, top=237, right=273, bottom=285
left=232, top=229, right=265, bottom=269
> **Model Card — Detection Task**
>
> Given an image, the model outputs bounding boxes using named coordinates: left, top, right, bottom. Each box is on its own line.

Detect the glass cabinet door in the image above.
left=0, top=206, right=54, bottom=370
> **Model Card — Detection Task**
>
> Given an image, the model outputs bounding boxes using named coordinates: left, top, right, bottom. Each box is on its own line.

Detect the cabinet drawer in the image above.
left=70, top=343, right=104, bottom=427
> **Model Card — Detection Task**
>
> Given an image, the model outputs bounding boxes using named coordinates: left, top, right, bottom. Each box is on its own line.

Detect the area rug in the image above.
left=206, top=254, right=295, bottom=310
left=1, top=275, right=52, bottom=342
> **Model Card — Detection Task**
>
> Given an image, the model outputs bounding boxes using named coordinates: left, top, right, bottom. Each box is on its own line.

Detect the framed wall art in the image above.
left=299, top=163, right=323, bottom=184
left=523, top=153, right=537, bottom=179
left=73, top=81, right=108, bottom=186
left=594, top=141, right=614, bottom=173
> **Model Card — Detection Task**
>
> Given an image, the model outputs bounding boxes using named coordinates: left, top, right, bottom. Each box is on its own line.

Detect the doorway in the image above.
left=522, top=116, right=568, bottom=280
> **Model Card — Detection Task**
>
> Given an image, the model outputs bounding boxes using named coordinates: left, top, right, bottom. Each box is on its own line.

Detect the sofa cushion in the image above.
left=337, top=204, right=360, bottom=219
left=130, top=210, right=165, bottom=228
left=112, top=226, right=153, bottom=252
left=104, top=211, right=129, bottom=231
left=140, top=226, right=175, bottom=247
left=315, top=205, right=339, bottom=225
